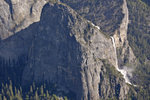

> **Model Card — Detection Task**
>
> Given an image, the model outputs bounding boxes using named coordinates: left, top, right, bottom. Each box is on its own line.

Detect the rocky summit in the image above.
left=0, top=0, right=150, bottom=100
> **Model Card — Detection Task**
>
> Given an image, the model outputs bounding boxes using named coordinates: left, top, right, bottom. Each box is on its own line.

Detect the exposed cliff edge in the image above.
left=0, top=0, right=136, bottom=100
left=0, top=0, right=51, bottom=39
left=112, top=0, right=137, bottom=84
left=61, top=0, right=138, bottom=85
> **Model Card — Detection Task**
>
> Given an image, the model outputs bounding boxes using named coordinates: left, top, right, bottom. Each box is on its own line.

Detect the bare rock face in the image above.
left=0, top=0, right=49, bottom=39
left=113, top=0, right=137, bottom=71
left=0, top=0, right=131, bottom=100
left=61, top=0, right=138, bottom=83
left=0, top=0, right=14, bottom=39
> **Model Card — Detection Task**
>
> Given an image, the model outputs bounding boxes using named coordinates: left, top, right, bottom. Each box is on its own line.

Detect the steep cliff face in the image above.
left=62, top=0, right=138, bottom=84
left=0, top=0, right=50, bottom=39
left=112, top=0, right=137, bottom=84
left=0, top=0, right=133, bottom=100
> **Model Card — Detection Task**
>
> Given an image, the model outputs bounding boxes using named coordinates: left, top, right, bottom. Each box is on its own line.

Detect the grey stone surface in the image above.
left=0, top=0, right=49, bottom=39
left=61, top=0, right=138, bottom=84
left=0, top=0, right=132, bottom=100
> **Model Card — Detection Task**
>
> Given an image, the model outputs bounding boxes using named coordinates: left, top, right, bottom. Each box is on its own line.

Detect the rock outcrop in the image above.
left=62, top=0, right=138, bottom=84
left=0, top=0, right=133, bottom=100
left=110, top=0, right=137, bottom=85
left=0, top=0, right=50, bottom=39
left=112, top=0, right=137, bottom=84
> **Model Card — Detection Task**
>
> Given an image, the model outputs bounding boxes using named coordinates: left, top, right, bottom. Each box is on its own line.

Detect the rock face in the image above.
left=62, top=0, right=137, bottom=83
left=0, top=0, right=134, bottom=100
left=113, top=0, right=137, bottom=68
left=0, top=0, right=49, bottom=39
left=111, top=0, right=137, bottom=84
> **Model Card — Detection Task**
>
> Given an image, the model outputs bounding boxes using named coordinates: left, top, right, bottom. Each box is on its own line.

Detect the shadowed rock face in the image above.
left=22, top=4, right=84, bottom=99
left=0, top=1, right=130, bottom=100
left=0, top=3, right=83, bottom=99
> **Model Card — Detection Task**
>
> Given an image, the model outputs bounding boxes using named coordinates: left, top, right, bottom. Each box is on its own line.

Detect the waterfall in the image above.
left=91, top=23, right=100, bottom=30
left=88, top=20, right=100, bottom=30
left=111, top=37, right=118, bottom=68
left=111, top=36, right=132, bottom=85
left=109, top=0, right=134, bottom=85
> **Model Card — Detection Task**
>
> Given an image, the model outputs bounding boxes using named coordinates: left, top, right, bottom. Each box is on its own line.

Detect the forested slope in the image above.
left=127, top=0, right=150, bottom=86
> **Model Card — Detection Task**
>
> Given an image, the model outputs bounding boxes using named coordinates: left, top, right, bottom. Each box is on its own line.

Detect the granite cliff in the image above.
left=0, top=0, right=139, bottom=100
left=62, top=0, right=138, bottom=85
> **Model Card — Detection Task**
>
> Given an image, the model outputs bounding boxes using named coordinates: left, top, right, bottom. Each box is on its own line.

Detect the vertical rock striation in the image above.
left=111, top=36, right=132, bottom=85
left=61, top=0, right=138, bottom=84
left=112, top=0, right=137, bottom=84
left=113, top=0, right=129, bottom=47
left=0, top=0, right=133, bottom=100
left=0, top=0, right=50, bottom=39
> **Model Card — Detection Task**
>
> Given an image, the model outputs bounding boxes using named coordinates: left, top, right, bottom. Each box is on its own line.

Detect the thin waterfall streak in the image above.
left=111, top=36, right=132, bottom=85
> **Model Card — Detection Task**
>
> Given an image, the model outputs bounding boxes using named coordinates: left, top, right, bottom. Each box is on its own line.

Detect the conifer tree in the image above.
left=15, top=90, right=23, bottom=100
left=20, top=86, right=22, bottom=96
left=30, top=85, right=33, bottom=93
left=40, top=85, right=44, bottom=97
left=9, top=81, right=14, bottom=97
left=15, top=87, right=17, bottom=95
left=1, top=88, right=4, bottom=96
left=34, top=91, right=39, bottom=100
left=0, top=94, right=2, bottom=100
left=46, top=90, right=50, bottom=99
left=5, top=83, right=8, bottom=89
left=32, top=82, right=36, bottom=90
left=25, top=94, right=30, bottom=100
left=51, top=94, right=59, bottom=100
left=3, top=96, right=7, bottom=100
left=64, top=96, right=68, bottom=100
left=6, top=89, right=10, bottom=98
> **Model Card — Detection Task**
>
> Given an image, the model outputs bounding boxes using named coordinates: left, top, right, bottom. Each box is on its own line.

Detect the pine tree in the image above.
left=1, top=88, right=4, bottom=96
left=30, top=86, right=33, bottom=93
left=5, top=83, right=8, bottom=89
left=25, top=94, right=30, bottom=100
left=2, top=83, right=4, bottom=89
left=9, top=81, right=14, bottom=97
left=15, top=87, right=17, bottom=96
left=3, top=96, right=7, bottom=100
left=46, top=90, right=51, bottom=99
left=9, top=95, right=13, bottom=100
left=0, top=94, right=2, bottom=100
left=51, top=94, right=58, bottom=100
left=40, top=85, right=44, bottom=97
left=32, top=82, right=36, bottom=90
left=6, top=89, right=10, bottom=98
left=20, top=86, right=22, bottom=96
left=34, top=91, right=39, bottom=100
left=64, top=96, right=68, bottom=100
left=15, top=90, right=23, bottom=100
